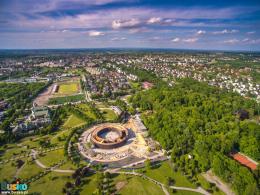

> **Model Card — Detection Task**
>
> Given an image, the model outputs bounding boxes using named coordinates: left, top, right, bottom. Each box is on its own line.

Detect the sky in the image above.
left=0, top=0, right=260, bottom=51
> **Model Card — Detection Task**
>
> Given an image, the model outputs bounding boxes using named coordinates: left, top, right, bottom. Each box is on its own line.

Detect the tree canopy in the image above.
left=130, top=78, right=260, bottom=194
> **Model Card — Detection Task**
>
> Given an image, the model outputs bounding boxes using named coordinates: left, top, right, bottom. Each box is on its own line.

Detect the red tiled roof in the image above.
left=230, top=153, right=258, bottom=170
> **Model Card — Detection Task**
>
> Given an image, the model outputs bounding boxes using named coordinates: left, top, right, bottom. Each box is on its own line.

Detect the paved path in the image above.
left=0, top=146, right=64, bottom=165
left=121, top=153, right=167, bottom=169
left=203, top=170, right=235, bottom=195
left=31, top=149, right=74, bottom=173
left=108, top=170, right=209, bottom=195
left=169, top=186, right=210, bottom=195
left=15, top=161, right=27, bottom=178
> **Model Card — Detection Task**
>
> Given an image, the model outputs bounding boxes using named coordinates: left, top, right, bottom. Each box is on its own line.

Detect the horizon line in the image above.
left=0, top=47, right=260, bottom=53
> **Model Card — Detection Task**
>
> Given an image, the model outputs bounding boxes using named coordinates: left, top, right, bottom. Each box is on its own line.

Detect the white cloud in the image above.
left=88, top=31, right=105, bottom=36
left=196, top=30, right=206, bottom=35
left=223, top=38, right=260, bottom=44
left=242, top=38, right=260, bottom=44
left=249, top=39, right=260, bottom=44
left=212, top=29, right=239, bottom=34
left=111, top=37, right=127, bottom=41
left=246, top=31, right=255, bottom=34
left=171, top=38, right=180, bottom=42
left=112, top=19, right=141, bottom=29
left=128, top=27, right=150, bottom=33
left=147, top=17, right=162, bottom=24
left=148, top=36, right=162, bottom=41
left=230, top=29, right=239, bottom=33
left=223, top=39, right=239, bottom=44
left=183, top=38, right=198, bottom=43
left=242, top=38, right=250, bottom=42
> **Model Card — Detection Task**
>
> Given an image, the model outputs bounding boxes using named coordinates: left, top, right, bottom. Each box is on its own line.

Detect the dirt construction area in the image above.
left=33, top=83, right=55, bottom=106
left=77, top=121, right=164, bottom=167
left=33, top=77, right=82, bottom=106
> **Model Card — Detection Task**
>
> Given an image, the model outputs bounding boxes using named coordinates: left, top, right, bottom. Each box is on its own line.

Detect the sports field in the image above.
left=57, top=82, right=79, bottom=95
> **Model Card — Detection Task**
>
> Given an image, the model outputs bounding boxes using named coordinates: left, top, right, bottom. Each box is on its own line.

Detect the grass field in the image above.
left=62, top=114, right=86, bottom=129
left=58, top=82, right=79, bottom=95
left=18, top=161, right=43, bottom=179
left=80, top=174, right=99, bottom=194
left=170, top=190, right=201, bottom=195
left=0, top=161, right=17, bottom=181
left=0, top=135, right=52, bottom=161
left=113, top=174, right=164, bottom=195
left=48, top=94, right=85, bottom=105
left=100, top=108, right=117, bottom=121
left=76, top=104, right=98, bottom=120
left=144, top=161, right=196, bottom=188
left=29, top=172, right=73, bottom=195
left=38, top=149, right=66, bottom=167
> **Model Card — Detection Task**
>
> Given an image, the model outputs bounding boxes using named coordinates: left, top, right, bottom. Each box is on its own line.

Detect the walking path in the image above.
left=203, top=170, right=235, bottom=195
left=15, top=161, right=27, bottom=178
left=169, top=186, right=210, bottom=195
left=0, top=146, right=64, bottom=164
left=108, top=169, right=210, bottom=195
left=31, top=149, right=74, bottom=173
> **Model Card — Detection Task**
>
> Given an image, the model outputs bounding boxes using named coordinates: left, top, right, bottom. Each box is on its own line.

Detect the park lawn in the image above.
left=18, top=161, right=43, bottom=180
left=144, top=161, right=196, bottom=188
left=94, top=101, right=110, bottom=108
left=80, top=174, right=99, bottom=194
left=0, top=135, right=53, bottom=161
left=51, top=113, right=86, bottom=145
left=63, top=114, right=86, bottom=129
left=50, top=129, right=72, bottom=145
left=170, top=189, right=201, bottom=195
left=38, top=149, right=66, bottom=167
left=101, top=108, right=117, bottom=121
left=76, top=104, right=97, bottom=119
left=58, top=161, right=77, bottom=170
left=18, top=135, right=52, bottom=150
left=114, top=174, right=164, bottom=195
left=28, top=172, right=72, bottom=195
left=58, top=82, right=79, bottom=95
left=0, top=161, right=17, bottom=181
left=0, top=144, right=29, bottom=160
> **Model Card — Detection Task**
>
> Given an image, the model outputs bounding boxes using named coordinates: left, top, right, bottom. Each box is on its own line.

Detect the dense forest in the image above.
left=129, top=78, right=259, bottom=194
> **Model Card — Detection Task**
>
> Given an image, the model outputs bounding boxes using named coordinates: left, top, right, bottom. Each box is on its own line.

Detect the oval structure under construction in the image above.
left=90, top=124, right=128, bottom=149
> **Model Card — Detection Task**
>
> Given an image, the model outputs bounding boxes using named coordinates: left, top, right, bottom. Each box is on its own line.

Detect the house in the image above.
left=12, top=106, right=51, bottom=135
left=31, top=106, right=50, bottom=120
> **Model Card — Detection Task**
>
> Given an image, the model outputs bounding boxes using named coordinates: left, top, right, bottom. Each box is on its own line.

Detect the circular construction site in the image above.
left=78, top=123, right=137, bottom=163
left=90, top=124, right=128, bottom=149
left=78, top=122, right=162, bottom=165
